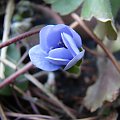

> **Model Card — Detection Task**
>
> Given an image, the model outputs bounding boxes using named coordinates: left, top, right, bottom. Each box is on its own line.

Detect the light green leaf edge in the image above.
left=81, top=0, right=117, bottom=40
left=81, top=0, right=113, bottom=22
left=94, top=21, right=117, bottom=40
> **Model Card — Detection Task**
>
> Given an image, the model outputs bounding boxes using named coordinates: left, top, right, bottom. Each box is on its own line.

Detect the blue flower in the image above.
left=29, top=24, right=85, bottom=71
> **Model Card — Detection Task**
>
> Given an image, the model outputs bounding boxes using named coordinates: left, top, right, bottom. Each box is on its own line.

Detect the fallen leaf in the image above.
left=84, top=58, right=120, bottom=112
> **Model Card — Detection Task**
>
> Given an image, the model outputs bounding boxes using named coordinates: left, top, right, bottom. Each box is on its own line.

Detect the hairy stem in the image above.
left=0, top=29, right=40, bottom=49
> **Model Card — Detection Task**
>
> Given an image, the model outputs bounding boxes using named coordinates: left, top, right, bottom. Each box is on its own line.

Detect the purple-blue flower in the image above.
left=29, top=24, right=85, bottom=71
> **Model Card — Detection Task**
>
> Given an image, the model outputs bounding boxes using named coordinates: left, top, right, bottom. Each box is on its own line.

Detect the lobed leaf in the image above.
left=81, top=0, right=113, bottom=22
left=81, top=0, right=117, bottom=40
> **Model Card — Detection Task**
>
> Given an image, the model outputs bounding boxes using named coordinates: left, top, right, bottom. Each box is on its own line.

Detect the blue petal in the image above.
left=64, top=49, right=85, bottom=70
left=39, top=25, right=54, bottom=52
left=61, top=32, right=80, bottom=57
left=52, top=24, right=72, bottom=35
left=46, top=24, right=73, bottom=49
left=48, top=47, right=73, bottom=60
left=29, top=45, right=61, bottom=71
left=46, top=57, right=70, bottom=65
left=69, top=28, right=82, bottom=48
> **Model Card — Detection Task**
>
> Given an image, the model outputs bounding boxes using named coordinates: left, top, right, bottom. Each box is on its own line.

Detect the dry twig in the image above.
left=0, top=0, right=15, bottom=79
left=5, top=112, right=57, bottom=120
left=0, top=60, right=76, bottom=119
left=0, top=104, right=8, bottom=120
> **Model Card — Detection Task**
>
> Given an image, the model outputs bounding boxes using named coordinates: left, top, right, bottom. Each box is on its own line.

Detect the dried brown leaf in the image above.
left=84, top=58, right=120, bottom=112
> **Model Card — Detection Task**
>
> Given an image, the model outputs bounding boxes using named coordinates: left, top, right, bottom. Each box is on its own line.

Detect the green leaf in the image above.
left=105, top=21, right=117, bottom=40
left=43, top=0, right=58, bottom=4
left=94, top=22, right=106, bottom=40
left=76, top=59, right=82, bottom=66
left=67, top=65, right=80, bottom=74
left=52, top=0, right=84, bottom=15
left=110, top=0, right=120, bottom=16
left=0, top=82, right=12, bottom=95
left=81, top=0, right=117, bottom=40
left=94, top=21, right=117, bottom=40
left=0, top=44, right=28, bottom=95
left=81, top=0, right=113, bottom=22
left=15, top=75, right=28, bottom=91
left=0, top=76, right=28, bottom=96
left=67, top=60, right=82, bottom=74
left=7, top=44, right=20, bottom=62
left=110, top=31, right=120, bottom=52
